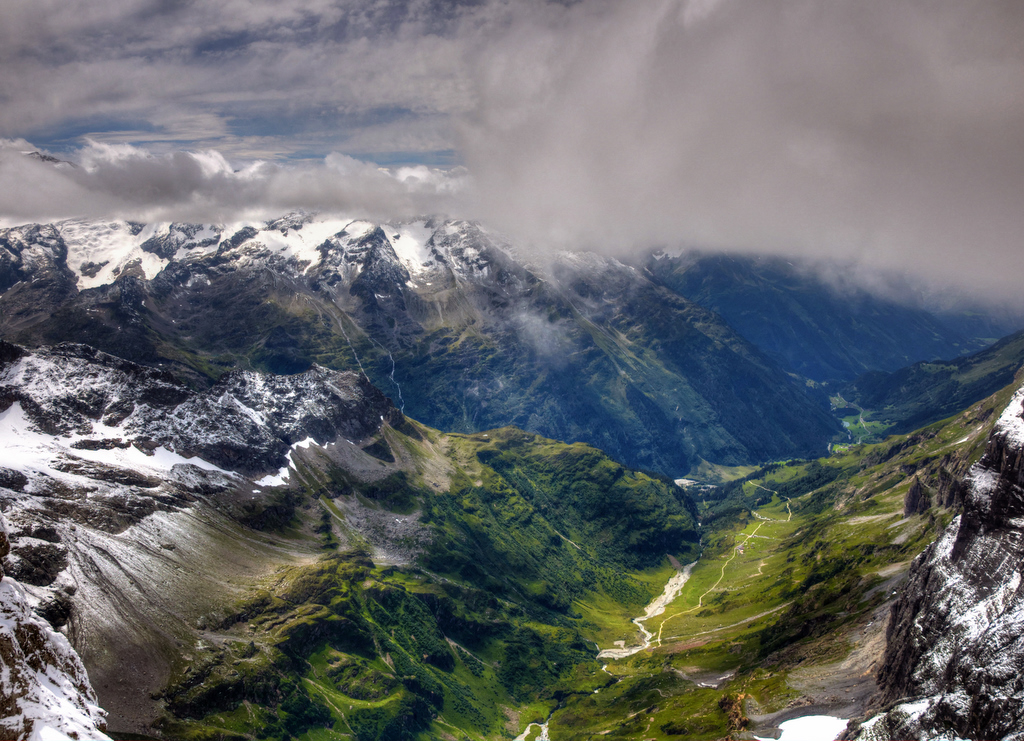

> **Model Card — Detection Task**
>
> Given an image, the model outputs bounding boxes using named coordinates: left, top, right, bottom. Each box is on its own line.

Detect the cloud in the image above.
left=0, top=0, right=490, bottom=158
left=460, top=0, right=1024, bottom=305
left=0, top=139, right=467, bottom=225
left=1, top=0, right=1023, bottom=309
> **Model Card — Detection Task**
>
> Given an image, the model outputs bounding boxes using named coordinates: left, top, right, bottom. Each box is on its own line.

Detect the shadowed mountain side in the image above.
left=646, top=252, right=1008, bottom=384
left=0, top=217, right=840, bottom=475
left=843, top=328, right=1024, bottom=435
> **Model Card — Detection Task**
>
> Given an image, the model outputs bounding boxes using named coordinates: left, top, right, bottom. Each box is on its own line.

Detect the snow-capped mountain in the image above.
left=0, top=213, right=840, bottom=477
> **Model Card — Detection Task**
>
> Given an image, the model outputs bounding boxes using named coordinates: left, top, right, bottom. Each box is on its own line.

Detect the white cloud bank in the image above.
left=0, top=139, right=467, bottom=225
left=462, top=0, right=1024, bottom=304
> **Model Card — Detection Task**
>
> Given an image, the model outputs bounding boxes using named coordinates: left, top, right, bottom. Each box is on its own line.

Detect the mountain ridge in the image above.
left=0, top=215, right=840, bottom=476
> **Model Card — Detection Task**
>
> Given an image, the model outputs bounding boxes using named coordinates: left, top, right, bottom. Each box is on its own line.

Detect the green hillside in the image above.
left=154, top=423, right=699, bottom=741
left=841, top=328, right=1024, bottom=437
left=155, top=367, right=1020, bottom=741
left=538, top=373, right=1018, bottom=740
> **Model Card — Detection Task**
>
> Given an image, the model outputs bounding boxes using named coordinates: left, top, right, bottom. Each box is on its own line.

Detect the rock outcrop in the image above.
left=0, top=340, right=402, bottom=475
left=0, top=515, right=111, bottom=741
left=903, top=476, right=930, bottom=516
left=857, top=385, right=1024, bottom=740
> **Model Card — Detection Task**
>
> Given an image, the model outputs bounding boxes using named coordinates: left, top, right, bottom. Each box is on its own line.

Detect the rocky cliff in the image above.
left=0, top=513, right=111, bottom=741
left=0, top=340, right=406, bottom=731
left=857, top=385, right=1024, bottom=740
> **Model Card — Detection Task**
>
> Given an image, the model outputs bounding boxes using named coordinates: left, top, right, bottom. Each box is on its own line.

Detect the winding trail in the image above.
left=654, top=488, right=794, bottom=644
left=655, top=521, right=766, bottom=645
left=662, top=602, right=791, bottom=642
left=599, top=487, right=795, bottom=658
left=751, top=484, right=792, bottom=521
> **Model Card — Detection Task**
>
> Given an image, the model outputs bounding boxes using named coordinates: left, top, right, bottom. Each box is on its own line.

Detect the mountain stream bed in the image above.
left=597, top=561, right=696, bottom=659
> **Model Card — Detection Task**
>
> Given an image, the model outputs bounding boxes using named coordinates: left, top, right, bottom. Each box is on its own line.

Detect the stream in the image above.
left=597, top=561, right=696, bottom=659
left=514, top=721, right=550, bottom=741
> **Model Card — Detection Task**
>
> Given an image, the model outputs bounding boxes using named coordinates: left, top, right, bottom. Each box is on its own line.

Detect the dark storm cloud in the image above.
left=1, top=0, right=1022, bottom=306
left=462, top=0, right=1024, bottom=304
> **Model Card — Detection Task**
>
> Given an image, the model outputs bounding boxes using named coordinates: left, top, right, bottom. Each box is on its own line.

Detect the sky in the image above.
left=1, top=0, right=1023, bottom=306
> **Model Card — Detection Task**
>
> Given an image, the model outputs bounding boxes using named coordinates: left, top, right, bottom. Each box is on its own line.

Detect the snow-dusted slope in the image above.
left=0, top=514, right=111, bottom=741
left=0, top=340, right=411, bottom=733
left=0, top=211, right=842, bottom=477
left=59, top=215, right=364, bottom=290
left=0, top=340, right=401, bottom=475
left=856, top=386, right=1024, bottom=741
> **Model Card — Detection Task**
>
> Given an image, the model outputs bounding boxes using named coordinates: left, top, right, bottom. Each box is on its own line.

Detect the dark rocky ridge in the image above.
left=0, top=339, right=401, bottom=475
left=646, top=251, right=1012, bottom=385
left=856, top=385, right=1024, bottom=740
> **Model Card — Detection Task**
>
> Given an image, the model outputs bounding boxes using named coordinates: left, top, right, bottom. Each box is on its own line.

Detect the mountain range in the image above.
left=7, top=214, right=1019, bottom=480
left=2, top=212, right=1024, bottom=741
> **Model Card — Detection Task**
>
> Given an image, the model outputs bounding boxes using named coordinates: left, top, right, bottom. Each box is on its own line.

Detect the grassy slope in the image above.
left=543, top=374, right=1020, bottom=741
left=155, top=424, right=700, bottom=741
left=152, top=370, right=1019, bottom=741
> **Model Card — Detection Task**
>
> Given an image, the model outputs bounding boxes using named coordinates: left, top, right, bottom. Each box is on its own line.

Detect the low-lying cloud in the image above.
left=462, top=0, right=1024, bottom=305
left=0, top=139, right=467, bottom=225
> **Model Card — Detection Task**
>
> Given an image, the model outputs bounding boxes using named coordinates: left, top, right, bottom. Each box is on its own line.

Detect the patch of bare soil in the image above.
left=330, top=493, right=431, bottom=564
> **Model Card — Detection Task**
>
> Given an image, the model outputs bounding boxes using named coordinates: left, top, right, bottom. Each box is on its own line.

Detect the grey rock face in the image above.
left=0, top=516, right=111, bottom=741
left=0, top=224, right=79, bottom=334
left=859, top=386, right=1024, bottom=741
left=902, top=477, right=930, bottom=516
left=0, top=340, right=401, bottom=475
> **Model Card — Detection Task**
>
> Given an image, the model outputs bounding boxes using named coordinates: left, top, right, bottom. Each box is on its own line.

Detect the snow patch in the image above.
left=60, top=220, right=173, bottom=289
left=388, top=221, right=436, bottom=276
left=996, top=388, right=1024, bottom=449
left=0, top=401, right=228, bottom=478
left=755, top=715, right=848, bottom=741
left=254, top=437, right=317, bottom=486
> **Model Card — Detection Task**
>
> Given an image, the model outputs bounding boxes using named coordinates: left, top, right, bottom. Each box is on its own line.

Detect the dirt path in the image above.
left=655, top=487, right=797, bottom=644
left=655, top=521, right=766, bottom=644
left=751, top=484, right=792, bottom=521
left=662, top=602, right=790, bottom=642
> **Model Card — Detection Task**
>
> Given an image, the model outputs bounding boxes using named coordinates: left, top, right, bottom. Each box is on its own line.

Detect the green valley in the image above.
left=152, top=365, right=1020, bottom=741
left=841, top=328, right=1024, bottom=438
left=150, top=420, right=700, bottom=741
